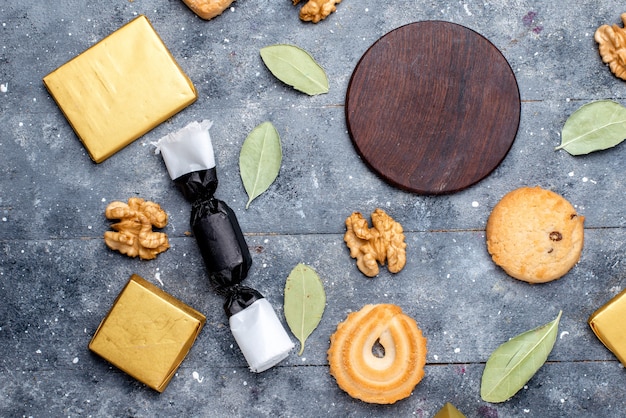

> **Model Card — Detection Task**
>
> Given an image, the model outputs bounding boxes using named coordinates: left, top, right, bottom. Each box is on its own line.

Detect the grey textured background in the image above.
left=1, top=1, right=625, bottom=417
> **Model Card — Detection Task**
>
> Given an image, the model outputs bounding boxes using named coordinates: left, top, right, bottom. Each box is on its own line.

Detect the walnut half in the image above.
left=292, top=0, right=342, bottom=23
left=595, top=13, right=626, bottom=80
left=344, top=209, right=407, bottom=277
left=104, top=197, right=170, bottom=260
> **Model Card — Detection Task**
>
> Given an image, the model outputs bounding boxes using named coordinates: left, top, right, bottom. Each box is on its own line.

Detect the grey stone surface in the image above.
left=1, top=1, right=625, bottom=417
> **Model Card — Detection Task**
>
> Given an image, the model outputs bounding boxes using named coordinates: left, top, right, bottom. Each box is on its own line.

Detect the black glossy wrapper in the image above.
left=190, top=197, right=252, bottom=289
left=156, top=121, right=294, bottom=372
left=174, top=168, right=256, bottom=316
left=223, top=285, right=264, bottom=317
left=174, top=169, right=218, bottom=202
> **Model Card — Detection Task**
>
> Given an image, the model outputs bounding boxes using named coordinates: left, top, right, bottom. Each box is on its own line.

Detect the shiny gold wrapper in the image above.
left=89, top=274, right=206, bottom=392
left=588, top=288, right=626, bottom=366
left=433, top=402, right=466, bottom=418
left=43, top=15, right=197, bottom=163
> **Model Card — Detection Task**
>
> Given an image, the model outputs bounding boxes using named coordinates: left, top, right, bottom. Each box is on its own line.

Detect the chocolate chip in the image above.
left=548, top=248, right=554, bottom=253
left=550, top=231, right=563, bottom=241
left=570, top=213, right=578, bottom=220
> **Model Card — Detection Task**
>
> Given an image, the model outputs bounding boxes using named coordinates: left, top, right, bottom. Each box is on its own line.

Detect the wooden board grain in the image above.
left=346, top=21, right=521, bottom=194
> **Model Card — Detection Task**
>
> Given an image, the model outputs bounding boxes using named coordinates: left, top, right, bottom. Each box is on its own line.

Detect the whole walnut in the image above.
left=595, top=13, right=626, bottom=80
left=344, top=209, right=407, bottom=277
left=104, top=197, right=170, bottom=260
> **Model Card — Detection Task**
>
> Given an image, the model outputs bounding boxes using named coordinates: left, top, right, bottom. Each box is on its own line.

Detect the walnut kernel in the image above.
left=292, top=0, right=342, bottom=23
left=344, top=209, right=407, bottom=277
left=595, top=13, right=626, bottom=80
left=104, top=197, right=170, bottom=260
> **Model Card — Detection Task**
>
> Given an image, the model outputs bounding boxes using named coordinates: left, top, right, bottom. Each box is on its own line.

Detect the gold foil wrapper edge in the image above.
left=89, top=274, right=206, bottom=392
left=43, top=15, right=197, bottom=163
left=588, top=288, right=626, bottom=367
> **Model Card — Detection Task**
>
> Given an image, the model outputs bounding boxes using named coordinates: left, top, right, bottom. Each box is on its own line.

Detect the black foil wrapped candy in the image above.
left=155, top=121, right=294, bottom=372
left=175, top=167, right=251, bottom=290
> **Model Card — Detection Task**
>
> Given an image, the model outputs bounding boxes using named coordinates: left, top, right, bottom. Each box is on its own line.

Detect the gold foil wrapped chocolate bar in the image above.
left=588, top=288, right=626, bottom=366
left=43, top=15, right=196, bottom=163
left=155, top=121, right=293, bottom=372
left=89, top=274, right=206, bottom=392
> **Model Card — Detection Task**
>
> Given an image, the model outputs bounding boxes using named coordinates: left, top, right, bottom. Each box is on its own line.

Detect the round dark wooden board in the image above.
left=346, top=21, right=521, bottom=194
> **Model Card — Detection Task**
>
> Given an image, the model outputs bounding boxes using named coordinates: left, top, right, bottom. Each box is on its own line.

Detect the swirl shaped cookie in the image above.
left=327, top=304, right=427, bottom=404
left=486, top=186, right=585, bottom=283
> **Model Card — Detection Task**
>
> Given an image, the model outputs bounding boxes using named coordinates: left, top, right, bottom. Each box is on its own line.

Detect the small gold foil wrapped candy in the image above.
left=89, top=274, right=206, bottom=392
left=433, top=402, right=467, bottom=418
left=588, top=288, right=626, bottom=366
left=43, top=15, right=197, bottom=163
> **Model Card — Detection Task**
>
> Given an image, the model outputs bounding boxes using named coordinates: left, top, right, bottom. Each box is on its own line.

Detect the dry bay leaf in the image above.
left=239, top=121, right=282, bottom=209
left=284, top=263, right=326, bottom=356
left=556, top=100, right=626, bottom=155
left=260, top=44, right=329, bottom=95
left=481, top=311, right=562, bottom=403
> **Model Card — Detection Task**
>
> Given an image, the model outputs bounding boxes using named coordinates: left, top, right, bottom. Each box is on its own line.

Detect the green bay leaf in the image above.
left=480, top=311, right=562, bottom=403
left=239, top=121, right=282, bottom=209
left=556, top=100, right=626, bottom=155
left=284, top=263, right=326, bottom=356
left=260, top=44, right=329, bottom=95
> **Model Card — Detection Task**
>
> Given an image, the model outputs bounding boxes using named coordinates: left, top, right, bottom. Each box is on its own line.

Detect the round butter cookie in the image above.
left=486, top=186, right=584, bottom=283
left=327, top=304, right=427, bottom=404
